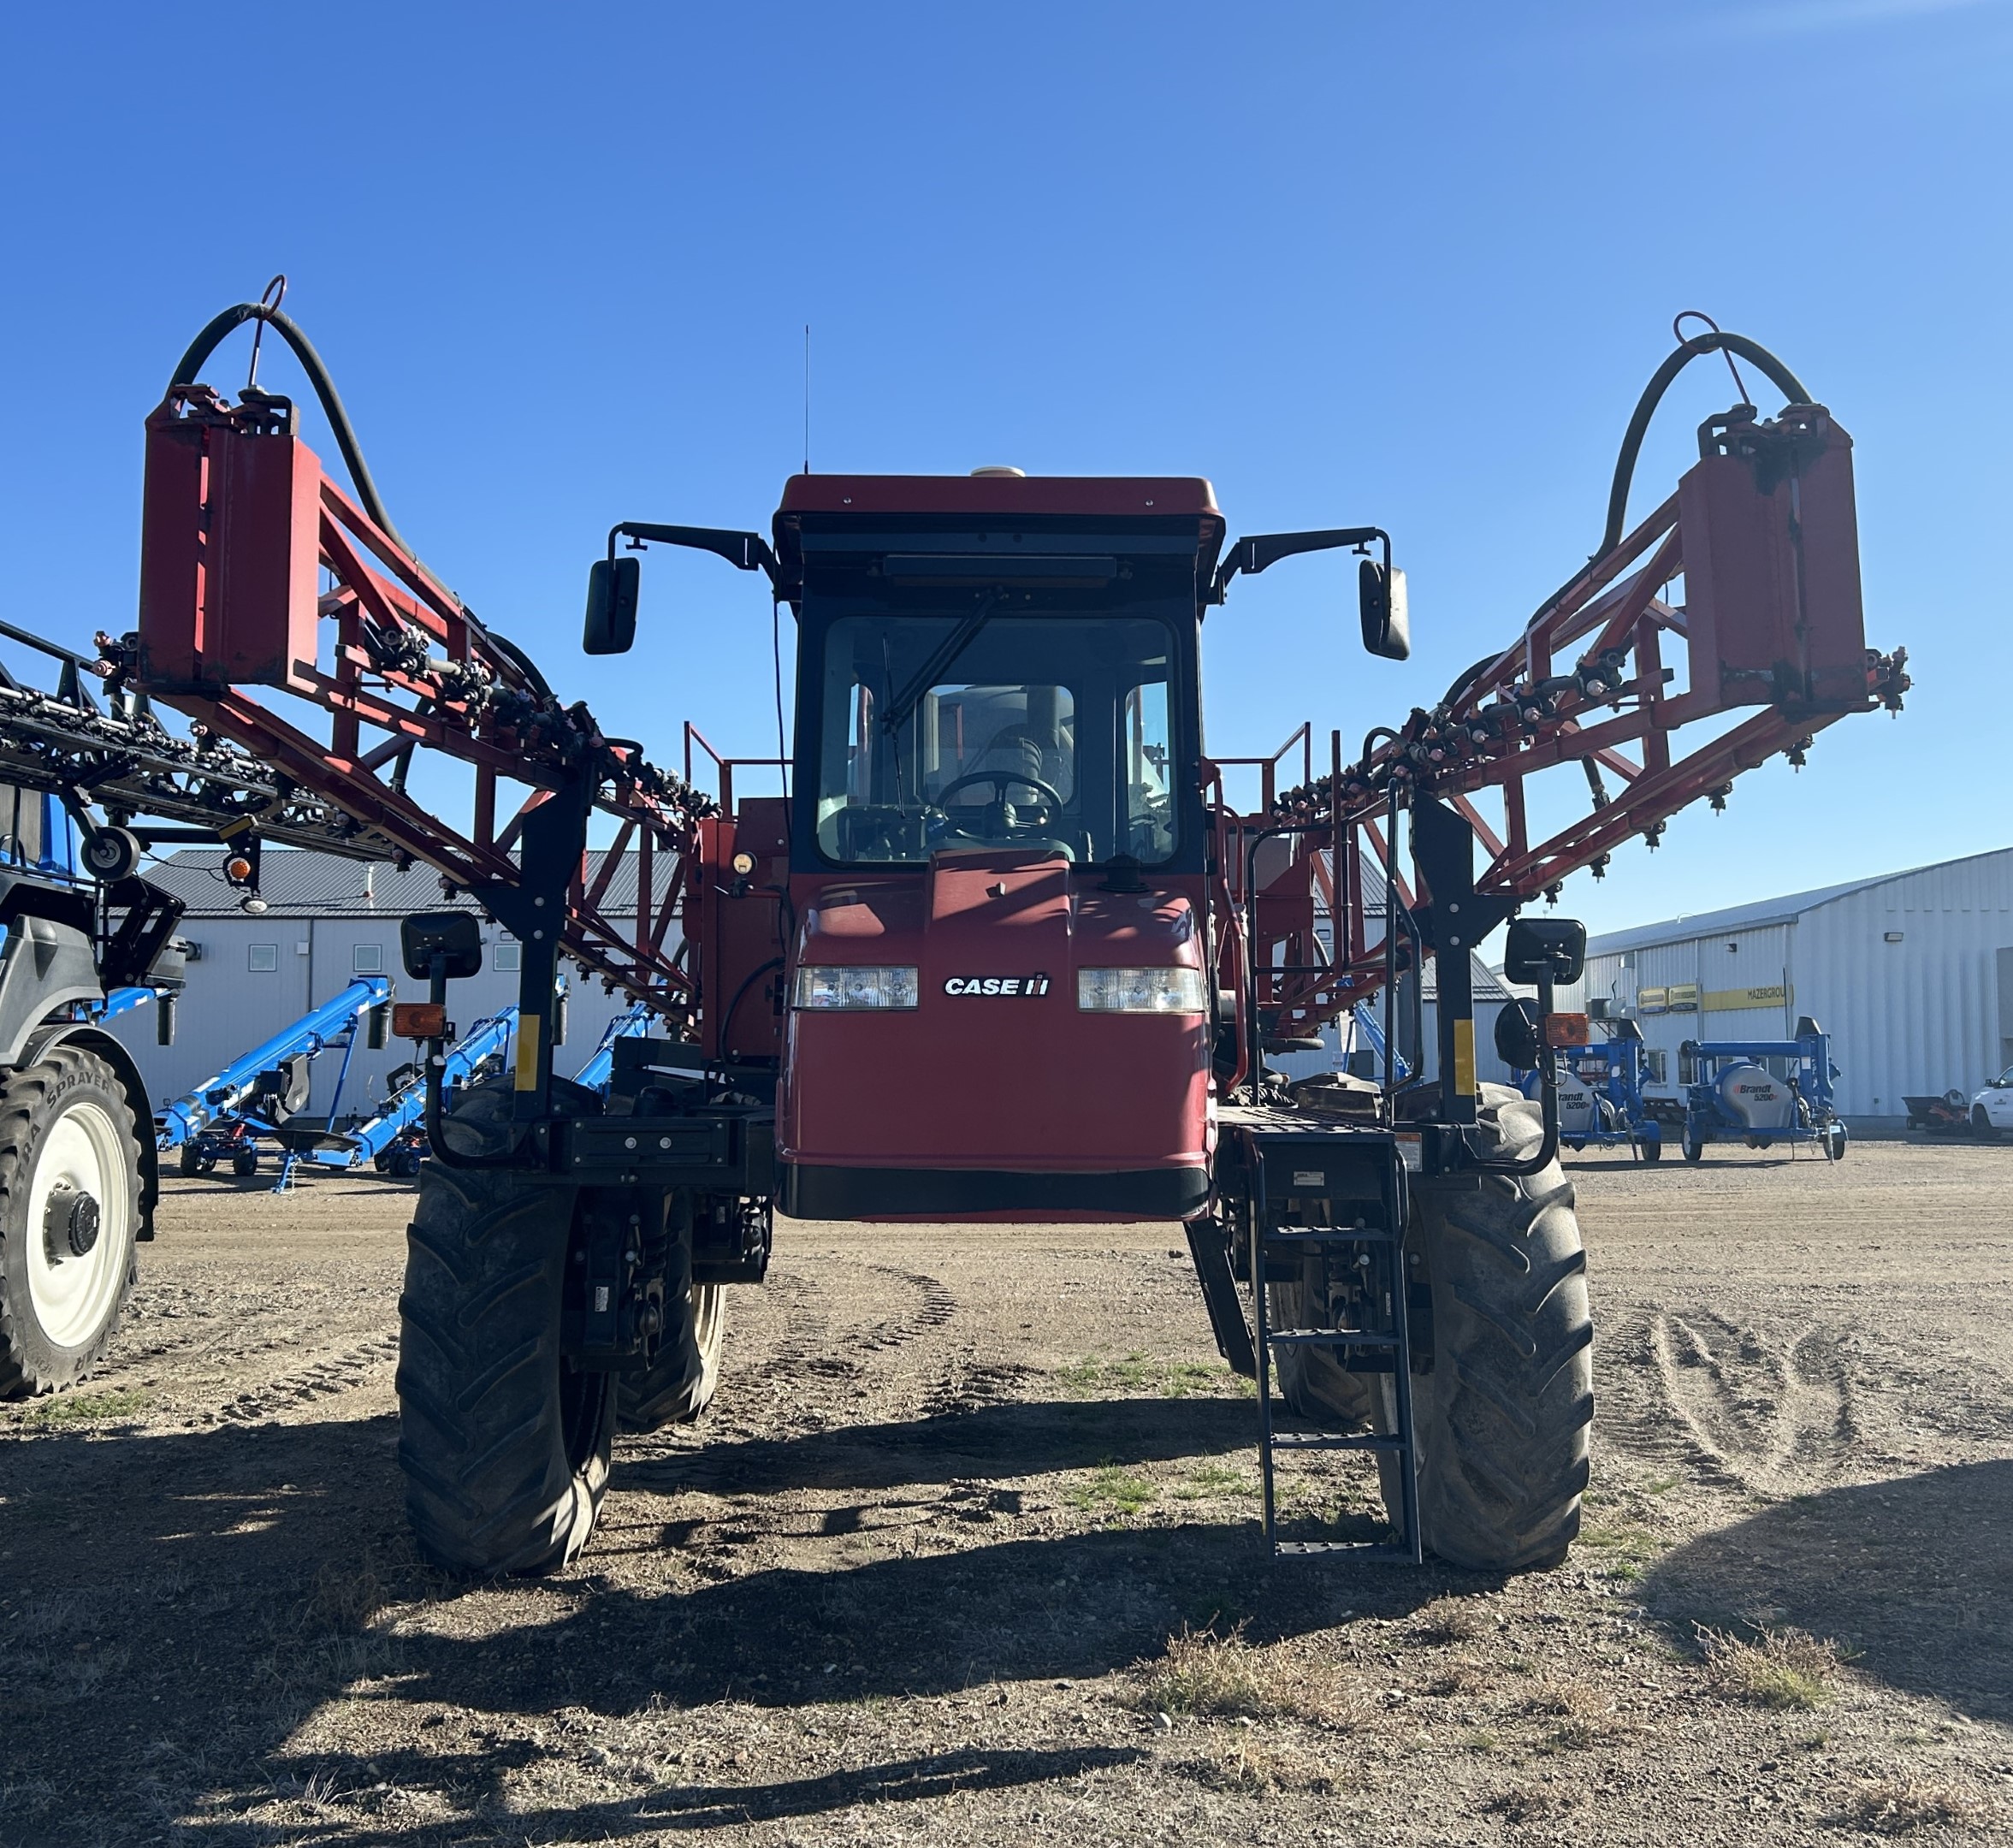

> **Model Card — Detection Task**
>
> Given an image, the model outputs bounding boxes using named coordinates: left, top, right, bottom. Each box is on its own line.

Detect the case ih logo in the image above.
left=944, top=974, right=1051, bottom=998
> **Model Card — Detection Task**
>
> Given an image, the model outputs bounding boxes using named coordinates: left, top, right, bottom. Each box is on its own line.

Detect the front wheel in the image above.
left=1683, top=1132, right=1704, bottom=1164
left=1826, top=1121, right=1848, bottom=1162
left=232, top=1149, right=259, bottom=1178
left=396, top=1079, right=613, bottom=1575
left=0, top=1047, right=143, bottom=1398
left=1639, top=1133, right=1663, bottom=1164
left=1975, top=1105, right=1993, bottom=1138
left=1402, top=1084, right=1595, bottom=1572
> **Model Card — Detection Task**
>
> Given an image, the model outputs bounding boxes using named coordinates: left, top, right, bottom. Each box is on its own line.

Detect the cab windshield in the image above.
left=812, top=612, right=1176, bottom=865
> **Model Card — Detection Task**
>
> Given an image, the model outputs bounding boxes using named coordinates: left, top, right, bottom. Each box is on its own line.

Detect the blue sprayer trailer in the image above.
left=1516, top=1017, right=1688, bottom=1161
left=1677, top=1018, right=1846, bottom=1163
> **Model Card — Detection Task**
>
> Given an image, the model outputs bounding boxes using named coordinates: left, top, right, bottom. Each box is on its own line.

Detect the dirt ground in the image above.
left=4, top=1138, right=2013, bottom=1846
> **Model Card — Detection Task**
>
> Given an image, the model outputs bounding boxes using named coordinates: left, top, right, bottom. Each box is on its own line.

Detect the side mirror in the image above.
left=1502, top=915, right=1586, bottom=986
left=400, top=910, right=483, bottom=980
left=584, top=556, right=640, bottom=655
left=1495, top=998, right=1542, bottom=1069
left=1359, top=559, right=1410, bottom=661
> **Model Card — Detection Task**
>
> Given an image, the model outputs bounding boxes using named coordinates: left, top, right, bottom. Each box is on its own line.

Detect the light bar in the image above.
left=792, top=965, right=919, bottom=1010
left=1076, top=966, right=1207, bottom=1014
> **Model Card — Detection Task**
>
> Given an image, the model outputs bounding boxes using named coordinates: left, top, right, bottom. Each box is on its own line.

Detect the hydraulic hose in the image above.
left=1442, top=329, right=1815, bottom=712
left=169, top=303, right=410, bottom=555
left=169, top=300, right=547, bottom=698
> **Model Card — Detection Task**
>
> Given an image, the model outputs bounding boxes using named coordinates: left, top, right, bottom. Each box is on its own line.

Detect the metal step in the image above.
left=1240, top=1128, right=1422, bottom=1565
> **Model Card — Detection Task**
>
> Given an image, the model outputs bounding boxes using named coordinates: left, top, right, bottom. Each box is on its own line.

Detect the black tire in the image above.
left=1682, top=1132, right=1704, bottom=1164
left=232, top=1149, right=258, bottom=1178
left=0, top=1046, right=143, bottom=1398
left=1402, top=1083, right=1594, bottom=1572
left=1974, top=1105, right=1992, bottom=1138
left=1826, top=1122, right=1848, bottom=1163
left=396, top=1077, right=613, bottom=1575
left=1639, top=1133, right=1663, bottom=1164
left=1268, top=1273, right=1377, bottom=1429
left=617, top=1283, right=725, bottom=1432
left=178, top=1141, right=204, bottom=1178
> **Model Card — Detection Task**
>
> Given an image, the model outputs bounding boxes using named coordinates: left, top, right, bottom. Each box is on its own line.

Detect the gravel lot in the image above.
left=3, top=1138, right=2011, bottom=1845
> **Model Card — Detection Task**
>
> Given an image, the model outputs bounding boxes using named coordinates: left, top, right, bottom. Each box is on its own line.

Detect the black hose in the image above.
left=169, top=302, right=411, bottom=557
left=1442, top=329, right=1815, bottom=714
left=1597, top=331, right=1813, bottom=560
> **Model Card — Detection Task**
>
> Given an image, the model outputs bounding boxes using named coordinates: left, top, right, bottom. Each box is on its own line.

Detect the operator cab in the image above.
left=773, top=473, right=1222, bottom=880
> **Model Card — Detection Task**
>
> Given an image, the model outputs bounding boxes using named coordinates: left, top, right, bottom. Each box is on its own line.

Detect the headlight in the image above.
left=792, top=965, right=919, bottom=1010
left=1076, top=966, right=1207, bottom=1014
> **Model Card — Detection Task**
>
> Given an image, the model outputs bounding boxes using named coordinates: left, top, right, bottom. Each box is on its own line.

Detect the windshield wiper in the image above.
left=879, top=593, right=1003, bottom=738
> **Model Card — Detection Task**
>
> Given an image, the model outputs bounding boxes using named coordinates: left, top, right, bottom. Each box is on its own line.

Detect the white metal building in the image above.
left=1550, top=846, right=2013, bottom=1130
left=108, top=849, right=652, bottom=1124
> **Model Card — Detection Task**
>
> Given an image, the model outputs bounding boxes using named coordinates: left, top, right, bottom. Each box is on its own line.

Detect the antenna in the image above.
left=802, top=323, right=811, bottom=475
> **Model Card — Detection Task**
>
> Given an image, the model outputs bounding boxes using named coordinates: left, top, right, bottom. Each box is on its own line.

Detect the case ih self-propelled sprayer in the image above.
left=28, top=300, right=1909, bottom=1575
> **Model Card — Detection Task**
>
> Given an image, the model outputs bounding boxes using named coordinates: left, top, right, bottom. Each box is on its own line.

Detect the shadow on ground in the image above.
left=0, top=1401, right=1435, bottom=1842
left=613, top=1394, right=1258, bottom=1497
left=1641, top=1459, right=2013, bottom=1723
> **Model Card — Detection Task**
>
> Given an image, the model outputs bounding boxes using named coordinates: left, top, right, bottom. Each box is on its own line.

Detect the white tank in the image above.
left=1715, top=1062, right=1797, bottom=1130
left=1555, top=1077, right=1602, bottom=1139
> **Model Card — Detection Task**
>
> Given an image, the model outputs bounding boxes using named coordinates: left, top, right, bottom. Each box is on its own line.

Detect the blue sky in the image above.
left=3, top=0, right=2006, bottom=933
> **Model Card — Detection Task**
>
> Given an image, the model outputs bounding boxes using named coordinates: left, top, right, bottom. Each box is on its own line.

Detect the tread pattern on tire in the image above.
left=0, top=1045, right=142, bottom=1399
left=1409, top=1082, right=1595, bottom=1572
left=617, top=1270, right=725, bottom=1434
left=396, top=1077, right=613, bottom=1575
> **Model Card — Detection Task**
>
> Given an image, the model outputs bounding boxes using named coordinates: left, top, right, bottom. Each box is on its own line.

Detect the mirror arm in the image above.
left=1470, top=968, right=1562, bottom=1178
left=1211, top=525, right=1388, bottom=603
left=611, top=522, right=784, bottom=595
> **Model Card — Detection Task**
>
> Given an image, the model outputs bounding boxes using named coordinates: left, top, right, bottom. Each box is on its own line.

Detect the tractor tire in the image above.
left=617, top=1282, right=725, bottom=1433
left=1826, top=1122, right=1848, bottom=1163
left=1268, top=1274, right=1377, bottom=1429
left=178, top=1142, right=204, bottom=1177
left=0, top=1046, right=143, bottom=1398
left=396, top=1076, right=614, bottom=1575
left=232, top=1149, right=258, bottom=1178
left=1639, top=1133, right=1663, bottom=1164
left=1401, top=1083, right=1594, bottom=1573
left=1682, top=1132, right=1704, bottom=1164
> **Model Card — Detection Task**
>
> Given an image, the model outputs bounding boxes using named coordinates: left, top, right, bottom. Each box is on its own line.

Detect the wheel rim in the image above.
left=25, top=1100, right=130, bottom=1349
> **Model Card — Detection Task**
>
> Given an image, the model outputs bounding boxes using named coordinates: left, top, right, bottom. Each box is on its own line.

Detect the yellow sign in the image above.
left=1453, top=1016, right=1477, bottom=1097
left=1667, top=983, right=1700, bottom=1010
left=1703, top=983, right=1791, bottom=1012
left=1637, top=986, right=1667, bottom=1013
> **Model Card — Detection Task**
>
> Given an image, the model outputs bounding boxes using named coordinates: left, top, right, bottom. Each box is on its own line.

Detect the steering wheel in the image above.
left=932, top=769, right=1068, bottom=817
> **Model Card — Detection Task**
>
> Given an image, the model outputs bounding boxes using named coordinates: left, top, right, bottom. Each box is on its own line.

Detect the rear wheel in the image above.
left=1403, top=1084, right=1595, bottom=1572
left=397, top=1078, right=613, bottom=1575
left=1826, top=1121, right=1848, bottom=1162
left=0, top=1046, right=142, bottom=1398
left=1975, top=1105, right=1993, bottom=1138
left=178, top=1142, right=204, bottom=1177
left=1682, top=1132, right=1704, bottom=1164
left=232, top=1149, right=259, bottom=1178
left=1638, top=1131, right=1663, bottom=1164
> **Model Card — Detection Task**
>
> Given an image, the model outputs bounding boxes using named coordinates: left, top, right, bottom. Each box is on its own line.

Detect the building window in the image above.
left=353, top=943, right=384, bottom=974
left=1646, top=1049, right=1668, bottom=1085
left=494, top=939, right=522, bottom=973
left=248, top=944, right=279, bottom=972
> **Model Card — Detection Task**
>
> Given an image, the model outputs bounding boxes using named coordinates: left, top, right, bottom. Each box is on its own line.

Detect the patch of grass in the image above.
left=1057, top=1353, right=1244, bottom=1400
left=1133, top=1625, right=1364, bottom=1728
left=1462, top=1727, right=1502, bottom=1755
left=1173, top=1461, right=1258, bottom=1502
left=1696, top=1626, right=1844, bottom=1711
left=1833, top=1778, right=1979, bottom=1837
left=1425, top=1662, right=1486, bottom=1698
left=1644, top=1474, right=1681, bottom=1495
left=24, top=1388, right=149, bottom=1424
left=1521, top=1678, right=1626, bottom=1750
left=1412, top=1596, right=1487, bottom=1645
left=1174, top=1738, right=1341, bottom=1795
left=1065, top=1465, right=1156, bottom=1519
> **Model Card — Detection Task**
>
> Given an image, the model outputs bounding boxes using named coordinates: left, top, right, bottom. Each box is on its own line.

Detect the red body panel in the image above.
left=139, top=396, right=321, bottom=693
left=778, top=856, right=1211, bottom=1179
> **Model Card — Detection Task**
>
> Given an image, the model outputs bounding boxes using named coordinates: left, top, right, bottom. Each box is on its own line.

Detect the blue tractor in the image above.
left=1677, top=1018, right=1846, bottom=1164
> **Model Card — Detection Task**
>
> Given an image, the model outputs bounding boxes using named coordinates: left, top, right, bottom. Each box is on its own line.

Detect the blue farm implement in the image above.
left=157, top=976, right=392, bottom=1180
left=1518, top=1017, right=1686, bottom=1161
left=1677, top=1021, right=1846, bottom=1163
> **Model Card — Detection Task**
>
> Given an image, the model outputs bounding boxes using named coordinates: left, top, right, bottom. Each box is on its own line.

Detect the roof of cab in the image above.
left=773, top=473, right=1221, bottom=521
